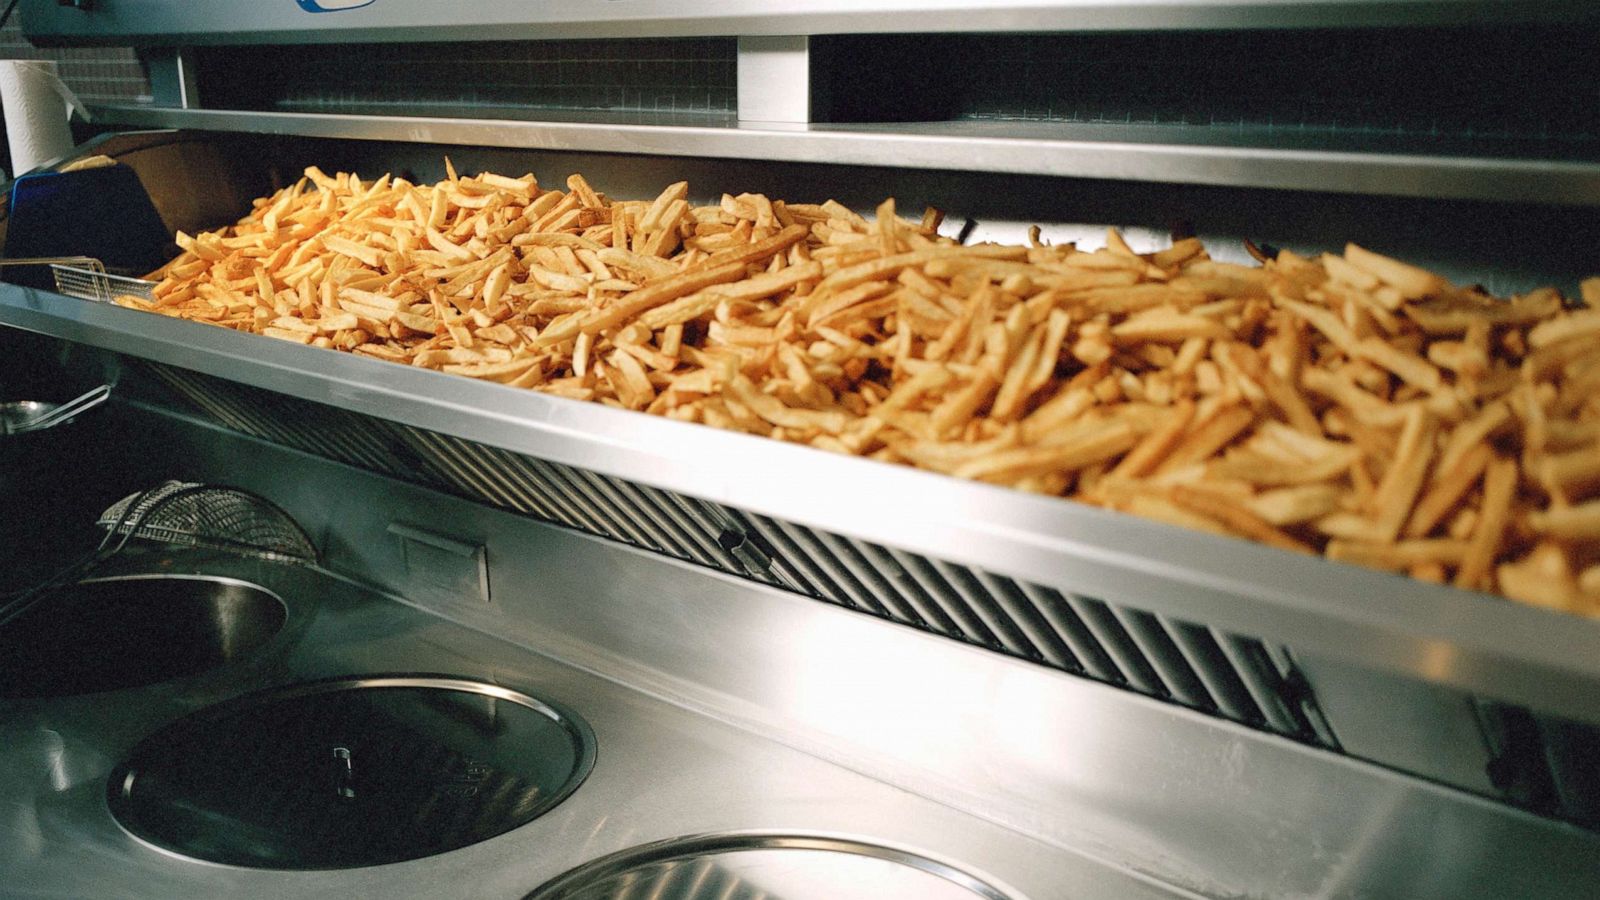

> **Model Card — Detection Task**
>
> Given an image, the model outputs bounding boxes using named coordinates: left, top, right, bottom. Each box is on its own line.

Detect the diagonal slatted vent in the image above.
left=143, top=362, right=1331, bottom=745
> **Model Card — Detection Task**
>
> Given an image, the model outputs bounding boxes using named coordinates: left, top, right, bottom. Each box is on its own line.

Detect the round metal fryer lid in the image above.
left=108, top=675, right=595, bottom=869
left=525, top=834, right=1017, bottom=900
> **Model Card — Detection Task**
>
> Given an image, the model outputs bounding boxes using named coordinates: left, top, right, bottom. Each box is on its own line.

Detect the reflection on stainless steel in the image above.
left=0, top=549, right=1175, bottom=900
left=0, top=575, right=286, bottom=699
left=0, top=542, right=1592, bottom=898
left=106, top=676, right=596, bottom=869
left=527, top=834, right=1016, bottom=900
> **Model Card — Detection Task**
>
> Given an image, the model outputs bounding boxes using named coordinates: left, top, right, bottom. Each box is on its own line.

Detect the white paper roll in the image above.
left=0, top=60, right=75, bottom=177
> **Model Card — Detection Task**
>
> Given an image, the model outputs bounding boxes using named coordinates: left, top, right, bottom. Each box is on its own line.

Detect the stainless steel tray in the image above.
left=5, top=282, right=1599, bottom=727
left=4, top=125, right=1598, bottom=731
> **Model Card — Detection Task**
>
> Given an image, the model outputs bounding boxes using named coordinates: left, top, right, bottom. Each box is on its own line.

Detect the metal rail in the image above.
left=24, top=0, right=1600, bottom=46
left=87, top=105, right=1600, bottom=206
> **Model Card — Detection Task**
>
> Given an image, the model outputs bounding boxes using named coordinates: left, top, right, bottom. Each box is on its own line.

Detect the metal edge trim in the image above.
left=76, top=571, right=287, bottom=606
left=521, top=830, right=1021, bottom=900
left=25, top=1, right=1600, bottom=46
left=85, top=106, right=1600, bottom=206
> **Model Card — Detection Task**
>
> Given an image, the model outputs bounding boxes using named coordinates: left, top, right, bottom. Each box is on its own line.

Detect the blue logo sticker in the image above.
left=297, top=0, right=376, bottom=12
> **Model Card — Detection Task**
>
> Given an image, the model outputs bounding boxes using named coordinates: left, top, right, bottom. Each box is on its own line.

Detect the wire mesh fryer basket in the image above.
left=96, top=481, right=317, bottom=564
left=51, top=263, right=158, bottom=304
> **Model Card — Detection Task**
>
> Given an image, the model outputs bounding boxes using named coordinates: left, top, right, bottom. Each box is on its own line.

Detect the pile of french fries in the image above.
left=123, top=163, right=1600, bottom=614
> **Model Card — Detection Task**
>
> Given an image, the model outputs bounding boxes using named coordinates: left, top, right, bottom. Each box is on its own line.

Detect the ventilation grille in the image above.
left=193, top=38, right=737, bottom=120
left=144, top=362, right=1333, bottom=746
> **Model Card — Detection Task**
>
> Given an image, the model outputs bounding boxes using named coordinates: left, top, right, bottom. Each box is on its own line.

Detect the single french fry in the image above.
left=1406, top=443, right=1492, bottom=538
left=1497, top=543, right=1582, bottom=611
left=1327, top=539, right=1469, bottom=571
left=1167, top=485, right=1313, bottom=552
left=1111, top=399, right=1196, bottom=478
left=1370, top=407, right=1436, bottom=542
left=1344, top=243, right=1446, bottom=299
left=1528, top=501, right=1600, bottom=541
left=1455, top=458, right=1519, bottom=590
left=1155, top=404, right=1255, bottom=474
left=1528, top=308, right=1600, bottom=350
left=1248, top=483, right=1343, bottom=525
left=954, top=420, right=1137, bottom=482
left=1112, top=308, right=1231, bottom=343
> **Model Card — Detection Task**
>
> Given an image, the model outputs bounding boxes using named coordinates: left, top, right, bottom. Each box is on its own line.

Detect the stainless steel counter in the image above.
left=6, top=116, right=1600, bottom=896
left=3, top=398, right=1599, bottom=898
left=0, top=549, right=1168, bottom=900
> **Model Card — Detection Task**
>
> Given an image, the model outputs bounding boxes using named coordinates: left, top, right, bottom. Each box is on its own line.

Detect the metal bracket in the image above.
left=737, top=35, right=811, bottom=125
left=388, top=522, right=491, bottom=607
left=145, top=48, right=200, bottom=109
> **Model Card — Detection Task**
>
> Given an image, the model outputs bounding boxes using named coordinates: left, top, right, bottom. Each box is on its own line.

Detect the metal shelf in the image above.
left=89, top=105, right=1600, bottom=206
left=6, top=283, right=1600, bottom=726
left=25, top=0, right=1600, bottom=46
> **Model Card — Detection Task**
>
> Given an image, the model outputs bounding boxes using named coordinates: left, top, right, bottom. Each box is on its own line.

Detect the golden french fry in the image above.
left=1496, top=543, right=1582, bottom=611
left=1248, top=484, right=1343, bottom=525
left=1344, top=243, right=1446, bottom=299
left=1327, top=539, right=1469, bottom=571
left=1407, top=443, right=1491, bottom=538
left=1155, top=404, right=1255, bottom=474
left=1111, top=399, right=1196, bottom=478
left=1455, top=458, right=1518, bottom=590
left=1370, top=407, right=1436, bottom=542
left=954, top=420, right=1137, bottom=482
left=1167, top=485, right=1313, bottom=553
left=1111, top=309, right=1230, bottom=344
left=1528, top=502, right=1600, bottom=541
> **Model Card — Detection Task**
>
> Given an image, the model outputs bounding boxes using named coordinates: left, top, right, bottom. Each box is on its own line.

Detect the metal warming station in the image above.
left=3, top=1, right=1600, bottom=897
